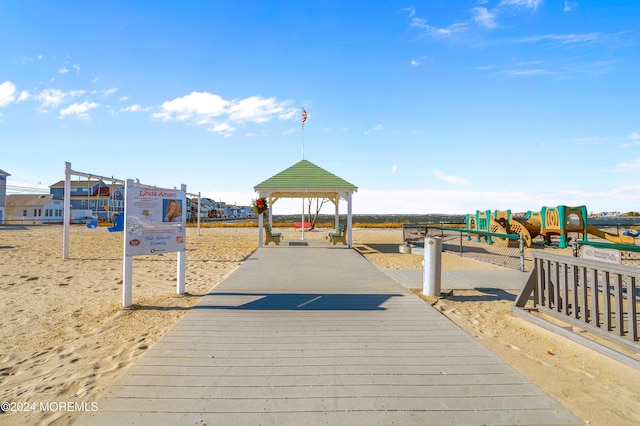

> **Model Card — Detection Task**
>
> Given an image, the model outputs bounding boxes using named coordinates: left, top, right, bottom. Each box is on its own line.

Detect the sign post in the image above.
left=122, top=179, right=187, bottom=307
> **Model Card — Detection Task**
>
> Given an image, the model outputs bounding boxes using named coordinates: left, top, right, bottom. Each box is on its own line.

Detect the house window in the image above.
left=23, top=210, right=27, bottom=217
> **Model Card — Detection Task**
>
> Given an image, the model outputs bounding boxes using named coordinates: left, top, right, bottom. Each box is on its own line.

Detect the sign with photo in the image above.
left=124, top=182, right=186, bottom=256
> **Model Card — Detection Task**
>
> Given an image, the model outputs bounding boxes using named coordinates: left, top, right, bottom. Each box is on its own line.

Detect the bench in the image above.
left=293, top=221, right=311, bottom=230
left=264, top=223, right=282, bottom=245
left=328, top=224, right=347, bottom=245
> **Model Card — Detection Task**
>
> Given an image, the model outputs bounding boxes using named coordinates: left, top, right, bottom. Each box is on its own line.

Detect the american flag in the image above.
left=301, top=108, right=307, bottom=128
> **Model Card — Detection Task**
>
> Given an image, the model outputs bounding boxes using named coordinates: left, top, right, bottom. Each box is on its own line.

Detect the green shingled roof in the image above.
left=254, top=160, right=357, bottom=191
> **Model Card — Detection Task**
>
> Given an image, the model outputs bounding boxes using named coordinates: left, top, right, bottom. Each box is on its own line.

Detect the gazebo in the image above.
left=254, top=159, right=358, bottom=247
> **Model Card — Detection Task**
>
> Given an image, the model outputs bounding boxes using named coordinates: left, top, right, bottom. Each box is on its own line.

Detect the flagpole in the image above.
left=301, top=107, right=307, bottom=240
left=301, top=107, right=306, bottom=160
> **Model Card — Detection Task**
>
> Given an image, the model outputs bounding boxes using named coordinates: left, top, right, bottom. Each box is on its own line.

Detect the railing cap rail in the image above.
left=532, top=251, right=640, bottom=275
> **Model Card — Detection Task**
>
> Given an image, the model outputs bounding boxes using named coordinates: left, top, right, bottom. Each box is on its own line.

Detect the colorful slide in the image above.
left=586, top=225, right=635, bottom=245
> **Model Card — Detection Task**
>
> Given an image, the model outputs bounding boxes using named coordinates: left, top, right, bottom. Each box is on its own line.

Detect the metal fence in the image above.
left=403, top=224, right=527, bottom=272
left=404, top=223, right=640, bottom=273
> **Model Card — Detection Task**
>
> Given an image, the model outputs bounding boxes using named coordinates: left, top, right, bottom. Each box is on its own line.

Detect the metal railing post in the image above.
left=519, top=234, right=525, bottom=272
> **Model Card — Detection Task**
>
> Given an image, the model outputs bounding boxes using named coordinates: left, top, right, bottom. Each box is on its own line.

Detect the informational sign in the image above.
left=581, top=246, right=621, bottom=264
left=124, top=182, right=186, bottom=257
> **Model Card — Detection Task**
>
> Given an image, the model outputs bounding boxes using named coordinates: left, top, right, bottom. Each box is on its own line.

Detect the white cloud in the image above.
left=121, top=104, right=141, bottom=112
left=152, top=92, right=296, bottom=135
left=569, top=136, right=608, bottom=144
left=36, top=88, right=66, bottom=109
left=563, top=1, right=577, bottom=12
left=59, top=101, right=99, bottom=120
left=410, top=0, right=544, bottom=40
left=432, top=169, right=471, bottom=185
left=72, top=64, right=80, bottom=75
left=499, top=0, right=543, bottom=10
left=410, top=59, right=421, bottom=67
left=403, top=7, right=415, bottom=18
left=103, top=88, right=118, bottom=96
left=391, top=165, right=398, bottom=174
left=0, top=81, right=16, bottom=107
left=609, top=158, right=640, bottom=173
left=363, top=124, right=384, bottom=135
left=411, top=18, right=469, bottom=38
left=471, top=7, right=497, bottom=29
left=153, top=91, right=229, bottom=122
left=496, top=68, right=554, bottom=77
left=58, top=67, right=69, bottom=74
left=208, top=122, right=236, bottom=137
left=351, top=185, right=640, bottom=214
left=629, top=132, right=640, bottom=140
left=278, top=107, right=297, bottom=121
left=281, top=129, right=295, bottom=135
left=227, top=96, right=292, bottom=123
left=237, top=184, right=640, bottom=214
left=18, top=91, right=30, bottom=102
left=517, top=33, right=601, bottom=45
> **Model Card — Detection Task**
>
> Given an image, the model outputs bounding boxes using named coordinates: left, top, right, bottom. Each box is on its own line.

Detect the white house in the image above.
left=0, top=169, right=9, bottom=224
left=5, top=194, right=64, bottom=225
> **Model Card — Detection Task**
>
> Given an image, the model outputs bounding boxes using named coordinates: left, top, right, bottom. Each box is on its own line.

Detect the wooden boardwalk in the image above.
left=76, top=241, right=582, bottom=425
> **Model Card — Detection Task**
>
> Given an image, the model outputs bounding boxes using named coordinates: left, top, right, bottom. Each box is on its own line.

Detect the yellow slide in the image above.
left=586, top=225, right=635, bottom=245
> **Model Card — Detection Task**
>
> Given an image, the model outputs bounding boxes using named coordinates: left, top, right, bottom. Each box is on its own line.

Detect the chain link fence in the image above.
left=404, top=223, right=640, bottom=272
left=403, top=224, right=527, bottom=272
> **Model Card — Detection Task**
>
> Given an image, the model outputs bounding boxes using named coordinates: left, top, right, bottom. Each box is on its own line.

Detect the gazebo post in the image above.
left=258, top=213, right=264, bottom=248
left=334, top=197, right=339, bottom=231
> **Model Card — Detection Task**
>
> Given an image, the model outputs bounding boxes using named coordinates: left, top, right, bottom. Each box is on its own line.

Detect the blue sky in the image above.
left=2, top=0, right=639, bottom=214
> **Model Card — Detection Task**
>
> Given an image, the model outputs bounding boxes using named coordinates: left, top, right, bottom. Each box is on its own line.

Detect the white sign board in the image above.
left=581, top=246, right=621, bottom=264
left=125, top=183, right=186, bottom=256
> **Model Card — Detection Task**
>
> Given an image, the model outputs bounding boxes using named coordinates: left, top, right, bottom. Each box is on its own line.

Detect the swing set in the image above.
left=63, top=162, right=125, bottom=259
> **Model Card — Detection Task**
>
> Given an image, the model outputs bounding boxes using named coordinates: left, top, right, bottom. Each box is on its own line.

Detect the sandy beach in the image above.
left=1, top=225, right=639, bottom=425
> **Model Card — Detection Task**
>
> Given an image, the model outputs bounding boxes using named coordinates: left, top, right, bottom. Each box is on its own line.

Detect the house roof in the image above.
left=50, top=179, right=111, bottom=188
left=254, top=160, right=357, bottom=198
left=0, top=169, right=10, bottom=176
left=7, top=194, right=55, bottom=206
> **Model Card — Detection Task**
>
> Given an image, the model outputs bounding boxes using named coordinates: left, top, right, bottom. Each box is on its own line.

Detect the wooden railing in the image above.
left=514, top=251, right=639, bottom=352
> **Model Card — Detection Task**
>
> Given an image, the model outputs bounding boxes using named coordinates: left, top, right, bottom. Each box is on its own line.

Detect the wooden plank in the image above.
left=628, top=276, right=638, bottom=342
left=614, top=272, right=624, bottom=335
left=603, top=271, right=612, bottom=331
left=590, top=268, right=599, bottom=327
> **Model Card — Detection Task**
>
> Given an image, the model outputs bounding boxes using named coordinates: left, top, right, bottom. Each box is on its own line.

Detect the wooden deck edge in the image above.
left=510, top=306, right=640, bottom=371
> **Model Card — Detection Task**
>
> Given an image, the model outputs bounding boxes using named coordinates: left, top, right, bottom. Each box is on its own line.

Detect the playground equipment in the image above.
left=465, top=209, right=533, bottom=248
left=108, top=212, right=124, bottom=232
left=465, top=206, right=635, bottom=249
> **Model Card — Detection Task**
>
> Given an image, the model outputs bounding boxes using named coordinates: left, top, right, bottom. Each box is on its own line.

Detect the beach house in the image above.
left=5, top=194, right=64, bottom=225
left=0, top=169, right=9, bottom=224
left=49, top=179, right=124, bottom=221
